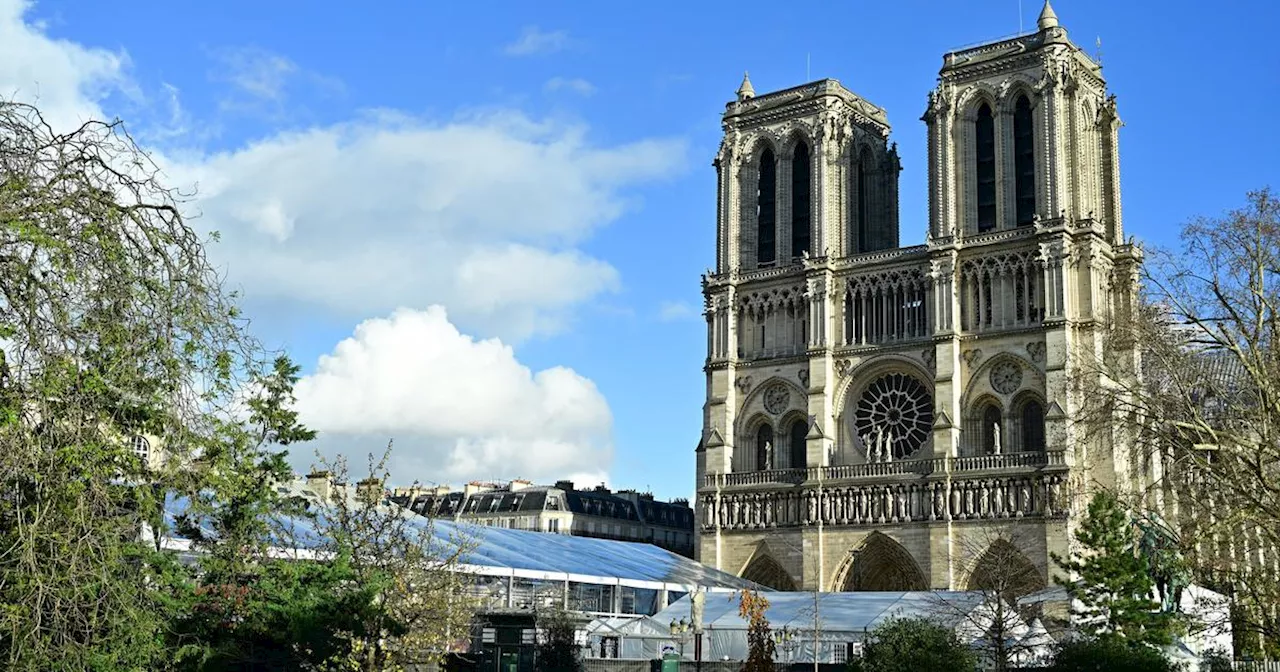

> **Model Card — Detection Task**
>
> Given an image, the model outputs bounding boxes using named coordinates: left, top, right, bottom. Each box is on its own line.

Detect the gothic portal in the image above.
left=695, top=2, right=1145, bottom=593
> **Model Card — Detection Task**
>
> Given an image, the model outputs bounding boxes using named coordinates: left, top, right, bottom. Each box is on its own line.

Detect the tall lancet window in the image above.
left=856, top=152, right=872, bottom=252
left=975, top=104, right=997, bottom=232
left=788, top=418, right=807, bottom=470
left=790, top=142, right=812, bottom=259
left=756, top=149, right=777, bottom=266
left=1013, top=95, right=1036, bottom=226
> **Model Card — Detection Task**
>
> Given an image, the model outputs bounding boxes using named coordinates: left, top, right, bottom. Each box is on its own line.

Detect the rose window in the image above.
left=854, top=372, right=933, bottom=459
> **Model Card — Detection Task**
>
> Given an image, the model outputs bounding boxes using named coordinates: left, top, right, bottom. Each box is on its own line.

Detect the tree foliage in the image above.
left=0, top=99, right=262, bottom=671
left=738, top=589, right=776, bottom=672
left=1048, top=637, right=1175, bottom=672
left=1075, top=188, right=1280, bottom=652
left=0, top=100, right=477, bottom=671
left=860, top=617, right=975, bottom=672
left=535, top=608, right=583, bottom=672
left=1052, top=492, right=1180, bottom=646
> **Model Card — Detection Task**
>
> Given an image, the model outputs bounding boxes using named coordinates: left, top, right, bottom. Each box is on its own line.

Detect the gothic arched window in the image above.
left=755, top=423, right=774, bottom=471
left=788, top=418, right=807, bottom=470
left=856, top=152, right=872, bottom=252
left=1021, top=399, right=1046, bottom=452
left=791, top=142, right=811, bottom=259
left=981, top=403, right=1002, bottom=454
left=1013, top=95, right=1036, bottom=226
left=975, top=104, right=997, bottom=232
left=757, top=149, right=777, bottom=266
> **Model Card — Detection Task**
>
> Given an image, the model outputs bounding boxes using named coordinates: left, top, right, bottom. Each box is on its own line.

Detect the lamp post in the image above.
left=774, top=625, right=800, bottom=664
left=670, top=617, right=693, bottom=660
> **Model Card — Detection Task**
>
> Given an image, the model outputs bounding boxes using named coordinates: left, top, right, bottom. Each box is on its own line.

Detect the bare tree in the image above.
left=1074, top=188, right=1280, bottom=656
left=928, top=527, right=1051, bottom=671
left=311, top=444, right=480, bottom=671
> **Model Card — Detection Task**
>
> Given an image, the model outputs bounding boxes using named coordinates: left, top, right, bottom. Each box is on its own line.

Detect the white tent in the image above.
left=631, top=591, right=1042, bottom=664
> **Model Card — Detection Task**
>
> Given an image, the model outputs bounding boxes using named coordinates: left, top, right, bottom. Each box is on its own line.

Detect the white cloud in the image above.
left=163, top=112, right=685, bottom=340
left=294, top=307, right=612, bottom=485
left=544, top=77, right=595, bottom=97
left=503, top=26, right=570, bottom=56
left=0, top=0, right=127, bottom=131
left=657, top=300, right=697, bottom=322
left=212, top=45, right=297, bottom=103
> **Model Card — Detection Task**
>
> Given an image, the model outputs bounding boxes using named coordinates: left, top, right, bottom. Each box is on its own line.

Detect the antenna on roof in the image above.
left=806, top=52, right=811, bottom=81
left=1095, top=36, right=1104, bottom=66
left=1018, top=0, right=1024, bottom=33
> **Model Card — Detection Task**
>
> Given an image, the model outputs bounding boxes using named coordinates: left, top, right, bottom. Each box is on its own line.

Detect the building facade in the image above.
left=696, top=2, right=1146, bottom=593
left=391, top=479, right=696, bottom=557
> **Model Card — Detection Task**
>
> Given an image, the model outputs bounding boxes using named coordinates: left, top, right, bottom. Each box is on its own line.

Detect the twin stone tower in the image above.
left=695, top=2, right=1148, bottom=595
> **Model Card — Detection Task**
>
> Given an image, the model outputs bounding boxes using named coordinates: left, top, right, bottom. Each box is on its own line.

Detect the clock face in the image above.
left=990, top=361, right=1023, bottom=395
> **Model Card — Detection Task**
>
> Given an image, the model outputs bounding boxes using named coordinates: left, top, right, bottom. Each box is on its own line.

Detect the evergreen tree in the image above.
left=1052, top=492, right=1181, bottom=646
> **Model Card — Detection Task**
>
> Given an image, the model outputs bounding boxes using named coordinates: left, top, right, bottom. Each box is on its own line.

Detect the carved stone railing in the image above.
left=698, top=472, right=1070, bottom=531
left=710, top=469, right=808, bottom=488
left=702, top=451, right=1065, bottom=489
left=953, top=450, right=1064, bottom=472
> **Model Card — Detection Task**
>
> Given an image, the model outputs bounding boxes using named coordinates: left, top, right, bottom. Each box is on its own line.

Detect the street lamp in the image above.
left=670, top=617, right=694, bottom=660
left=773, top=625, right=800, bottom=664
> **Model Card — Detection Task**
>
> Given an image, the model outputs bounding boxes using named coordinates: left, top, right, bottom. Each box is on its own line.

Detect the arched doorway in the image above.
left=741, top=554, right=797, bottom=591
left=840, top=532, right=928, bottom=591
left=965, top=539, right=1045, bottom=601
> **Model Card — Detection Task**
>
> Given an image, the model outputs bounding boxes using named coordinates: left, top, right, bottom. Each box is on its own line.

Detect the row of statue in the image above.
left=701, top=474, right=1068, bottom=530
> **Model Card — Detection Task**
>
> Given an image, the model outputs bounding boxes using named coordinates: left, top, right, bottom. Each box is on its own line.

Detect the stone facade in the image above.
left=695, top=2, right=1146, bottom=593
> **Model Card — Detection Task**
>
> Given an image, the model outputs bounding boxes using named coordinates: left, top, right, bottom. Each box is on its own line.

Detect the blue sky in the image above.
left=5, top=0, right=1277, bottom=499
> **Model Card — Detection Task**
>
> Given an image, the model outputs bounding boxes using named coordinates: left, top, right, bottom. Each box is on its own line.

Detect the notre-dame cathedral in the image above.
left=695, top=1, right=1147, bottom=593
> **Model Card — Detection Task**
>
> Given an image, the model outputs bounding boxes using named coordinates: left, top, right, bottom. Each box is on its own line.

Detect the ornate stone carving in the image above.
left=961, top=349, right=983, bottom=368
left=853, top=372, right=933, bottom=460
left=1027, top=341, right=1046, bottom=363
left=921, top=348, right=936, bottom=374
left=735, top=376, right=753, bottom=393
left=835, top=358, right=859, bottom=378
left=763, top=384, right=791, bottom=415
left=797, top=369, right=810, bottom=388
left=990, top=360, right=1023, bottom=394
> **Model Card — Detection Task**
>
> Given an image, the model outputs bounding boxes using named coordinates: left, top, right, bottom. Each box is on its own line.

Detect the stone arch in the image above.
left=779, top=126, right=817, bottom=160
left=956, top=83, right=1000, bottom=121
left=734, top=413, right=774, bottom=472
left=740, top=553, right=798, bottom=591
left=836, top=356, right=936, bottom=462
left=962, top=352, right=1042, bottom=406
left=1012, top=391, right=1047, bottom=452
left=997, top=75, right=1040, bottom=109
left=963, top=393, right=1004, bottom=456
left=836, top=532, right=928, bottom=591
left=964, top=538, right=1046, bottom=601
left=777, top=410, right=810, bottom=470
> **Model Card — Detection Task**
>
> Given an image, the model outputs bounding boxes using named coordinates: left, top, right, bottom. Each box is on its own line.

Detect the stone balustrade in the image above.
left=702, top=450, right=1066, bottom=489
left=698, top=471, right=1069, bottom=531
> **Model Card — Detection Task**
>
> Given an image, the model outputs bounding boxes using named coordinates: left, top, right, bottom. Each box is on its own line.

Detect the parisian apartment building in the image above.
left=386, top=479, right=696, bottom=558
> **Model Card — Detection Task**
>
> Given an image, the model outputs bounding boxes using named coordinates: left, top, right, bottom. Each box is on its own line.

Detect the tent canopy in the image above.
left=653, top=591, right=992, bottom=635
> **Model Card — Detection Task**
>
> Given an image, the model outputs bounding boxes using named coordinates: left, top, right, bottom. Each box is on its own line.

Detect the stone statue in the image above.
left=992, top=422, right=1003, bottom=455
left=691, top=589, right=706, bottom=631
left=884, top=431, right=894, bottom=462
left=763, top=441, right=774, bottom=470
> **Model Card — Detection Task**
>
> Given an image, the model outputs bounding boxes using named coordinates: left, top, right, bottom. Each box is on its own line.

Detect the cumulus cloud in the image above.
left=503, top=26, right=570, bottom=56
left=544, top=77, right=595, bottom=97
left=162, top=112, right=684, bottom=340
left=294, top=307, right=612, bottom=485
left=0, top=0, right=126, bottom=130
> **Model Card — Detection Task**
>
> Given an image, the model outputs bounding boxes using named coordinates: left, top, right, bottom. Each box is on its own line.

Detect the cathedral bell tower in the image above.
left=695, top=1, right=1144, bottom=595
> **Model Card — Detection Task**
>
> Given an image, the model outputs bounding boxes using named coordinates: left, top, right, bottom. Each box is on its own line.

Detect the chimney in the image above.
left=432, top=485, right=451, bottom=496
left=509, top=479, right=532, bottom=492
left=356, top=477, right=384, bottom=504
left=306, top=470, right=333, bottom=501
